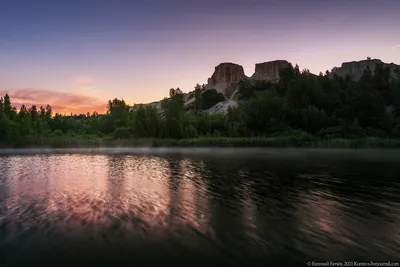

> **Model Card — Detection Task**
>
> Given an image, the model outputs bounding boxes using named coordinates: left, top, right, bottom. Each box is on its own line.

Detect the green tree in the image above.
left=45, top=104, right=52, bottom=120
left=373, top=63, right=392, bottom=106
left=18, top=105, right=28, bottom=119
left=39, top=106, right=46, bottom=119
left=393, top=78, right=400, bottom=116
left=194, top=85, right=203, bottom=114
left=184, top=125, right=198, bottom=138
left=30, top=105, right=38, bottom=121
left=299, top=106, right=328, bottom=134
left=200, top=89, right=225, bottom=110
left=3, top=94, right=12, bottom=117
left=113, top=126, right=130, bottom=139
left=0, top=97, right=3, bottom=115
left=107, top=98, right=128, bottom=130
left=161, top=93, right=185, bottom=138
left=129, top=106, right=162, bottom=138
left=241, top=90, right=284, bottom=135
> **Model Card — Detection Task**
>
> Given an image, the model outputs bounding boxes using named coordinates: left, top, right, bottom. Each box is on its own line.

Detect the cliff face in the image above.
left=329, top=59, right=400, bottom=80
left=251, top=60, right=291, bottom=82
left=205, top=61, right=292, bottom=97
left=206, top=63, right=246, bottom=97
left=129, top=58, right=399, bottom=115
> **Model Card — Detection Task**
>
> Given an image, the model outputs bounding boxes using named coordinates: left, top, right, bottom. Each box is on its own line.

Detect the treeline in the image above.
left=126, top=63, right=400, bottom=140
left=0, top=62, right=400, bottom=147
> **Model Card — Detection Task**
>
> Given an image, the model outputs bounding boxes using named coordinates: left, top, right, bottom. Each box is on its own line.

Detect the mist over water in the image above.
left=0, top=149, right=399, bottom=266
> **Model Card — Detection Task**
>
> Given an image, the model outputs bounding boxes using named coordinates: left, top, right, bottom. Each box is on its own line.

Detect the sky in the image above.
left=0, top=0, right=399, bottom=114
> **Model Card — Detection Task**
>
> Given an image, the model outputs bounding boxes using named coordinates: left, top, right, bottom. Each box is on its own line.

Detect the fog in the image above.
left=0, top=147, right=399, bottom=162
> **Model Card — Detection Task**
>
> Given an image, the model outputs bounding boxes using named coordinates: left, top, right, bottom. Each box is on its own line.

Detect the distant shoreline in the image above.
left=1, top=137, right=400, bottom=149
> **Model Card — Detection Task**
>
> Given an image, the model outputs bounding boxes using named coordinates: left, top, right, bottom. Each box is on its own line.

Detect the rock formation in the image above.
left=129, top=101, right=161, bottom=112
left=206, top=63, right=246, bottom=97
left=251, top=60, right=291, bottom=82
left=329, top=59, right=400, bottom=80
left=129, top=58, right=399, bottom=115
left=203, top=100, right=238, bottom=115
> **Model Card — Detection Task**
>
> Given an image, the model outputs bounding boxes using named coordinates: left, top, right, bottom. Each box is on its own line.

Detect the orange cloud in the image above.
left=0, top=88, right=107, bottom=115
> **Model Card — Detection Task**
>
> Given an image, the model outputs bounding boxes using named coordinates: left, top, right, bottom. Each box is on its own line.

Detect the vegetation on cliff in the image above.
left=1, top=62, right=400, bottom=148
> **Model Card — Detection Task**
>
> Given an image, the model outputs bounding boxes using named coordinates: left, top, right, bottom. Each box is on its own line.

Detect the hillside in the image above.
left=329, top=58, right=400, bottom=80
left=131, top=58, right=400, bottom=115
left=2, top=57, right=400, bottom=147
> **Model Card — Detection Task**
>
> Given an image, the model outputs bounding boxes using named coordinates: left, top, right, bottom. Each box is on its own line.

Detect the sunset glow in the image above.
left=1, top=0, right=399, bottom=114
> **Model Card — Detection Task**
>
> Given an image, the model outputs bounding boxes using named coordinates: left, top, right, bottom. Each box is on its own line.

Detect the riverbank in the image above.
left=2, top=136, right=400, bottom=149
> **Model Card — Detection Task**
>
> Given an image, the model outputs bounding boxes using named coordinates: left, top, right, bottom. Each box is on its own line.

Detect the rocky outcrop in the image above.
left=129, top=91, right=199, bottom=112
left=206, top=63, right=246, bottom=97
left=129, top=58, right=399, bottom=115
left=203, top=100, right=237, bottom=115
left=329, top=59, right=400, bottom=80
left=251, top=60, right=291, bottom=82
left=129, top=101, right=161, bottom=112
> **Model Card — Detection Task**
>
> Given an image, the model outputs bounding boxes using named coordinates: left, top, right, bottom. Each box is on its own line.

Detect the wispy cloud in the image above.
left=0, top=88, right=106, bottom=114
left=392, top=45, right=400, bottom=49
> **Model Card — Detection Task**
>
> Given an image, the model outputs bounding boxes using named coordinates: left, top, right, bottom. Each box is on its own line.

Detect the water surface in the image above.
left=0, top=148, right=399, bottom=266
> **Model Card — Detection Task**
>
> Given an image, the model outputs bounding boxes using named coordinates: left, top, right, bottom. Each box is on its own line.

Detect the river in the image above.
left=0, top=148, right=399, bottom=266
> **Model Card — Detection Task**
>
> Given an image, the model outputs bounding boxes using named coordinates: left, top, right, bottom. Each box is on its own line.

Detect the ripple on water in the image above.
left=0, top=150, right=399, bottom=265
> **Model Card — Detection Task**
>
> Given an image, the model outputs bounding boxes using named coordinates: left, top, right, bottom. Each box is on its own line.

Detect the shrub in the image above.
left=184, top=125, right=198, bottom=138
left=201, top=89, right=225, bottom=110
left=67, top=130, right=76, bottom=137
left=53, top=129, right=63, bottom=136
left=113, top=127, right=130, bottom=139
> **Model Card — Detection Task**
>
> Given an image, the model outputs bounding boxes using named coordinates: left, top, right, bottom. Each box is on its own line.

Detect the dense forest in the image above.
left=1, top=63, right=400, bottom=147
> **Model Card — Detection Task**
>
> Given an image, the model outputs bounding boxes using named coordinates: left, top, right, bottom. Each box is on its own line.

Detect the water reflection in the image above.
left=0, top=151, right=399, bottom=265
left=106, top=155, right=126, bottom=198
left=177, top=158, right=210, bottom=234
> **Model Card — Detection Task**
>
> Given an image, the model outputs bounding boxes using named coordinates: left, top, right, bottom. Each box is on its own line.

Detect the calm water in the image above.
left=0, top=148, right=399, bottom=266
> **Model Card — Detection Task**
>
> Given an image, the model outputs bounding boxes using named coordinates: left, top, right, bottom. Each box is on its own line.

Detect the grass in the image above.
left=2, top=135, right=400, bottom=149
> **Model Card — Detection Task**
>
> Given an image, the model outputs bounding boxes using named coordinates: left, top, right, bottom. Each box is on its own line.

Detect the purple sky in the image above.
left=0, top=0, right=399, bottom=114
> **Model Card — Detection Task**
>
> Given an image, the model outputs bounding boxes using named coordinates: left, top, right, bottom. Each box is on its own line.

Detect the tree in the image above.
left=113, top=126, right=130, bottom=139
left=373, top=63, right=392, bottom=105
left=129, top=106, right=162, bottom=138
left=241, top=90, right=284, bottom=135
left=107, top=98, right=128, bottom=131
left=194, top=86, right=202, bottom=114
left=169, top=88, right=183, bottom=98
left=19, top=105, right=28, bottom=119
left=169, top=88, right=176, bottom=98
left=161, top=93, right=185, bottom=138
left=45, top=105, right=52, bottom=120
left=39, top=106, right=46, bottom=119
left=393, top=78, right=400, bottom=116
left=299, top=106, right=328, bottom=134
left=30, top=105, right=38, bottom=121
left=3, top=94, right=12, bottom=116
left=184, top=125, right=198, bottom=138
left=0, top=98, right=3, bottom=113
left=200, top=89, right=225, bottom=110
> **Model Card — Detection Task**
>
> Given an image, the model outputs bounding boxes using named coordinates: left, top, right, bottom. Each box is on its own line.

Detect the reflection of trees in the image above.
left=200, top=158, right=247, bottom=250
left=106, top=155, right=127, bottom=199
left=198, top=156, right=309, bottom=261
left=295, top=188, right=350, bottom=260
left=0, top=156, right=11, bottom=215
left=177, top=158, right=210, bottom=233
left=165, top=157, right=211, bottom=234
left=167, top=158, right=182, bottom=223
